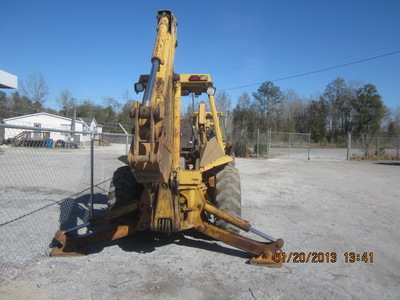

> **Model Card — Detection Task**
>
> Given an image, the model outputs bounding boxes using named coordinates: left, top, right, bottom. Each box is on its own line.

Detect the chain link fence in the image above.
left=267, top=130, right=311, bottom=159
left=234, top=129, right=400, bottom=161
left=234, top=129, right=311, bottom=159
left=347, top=133, right=400, bottom=160
left=0, top=123, right=130, bottom=284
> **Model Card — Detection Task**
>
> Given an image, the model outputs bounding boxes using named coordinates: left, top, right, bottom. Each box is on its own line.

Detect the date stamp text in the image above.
left=272, top=252, right=374, bottom=263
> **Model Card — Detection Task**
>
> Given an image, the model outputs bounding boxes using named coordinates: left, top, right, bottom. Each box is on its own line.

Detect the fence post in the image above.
left=90, top=130, right=94, bottom=219
left=376, top=136, right=380, bottom=155
left=118, top=123, right=129, bottom=154
left=256, top=129, right=260, bottom=158
left=347, top=132, right=351, bottom=160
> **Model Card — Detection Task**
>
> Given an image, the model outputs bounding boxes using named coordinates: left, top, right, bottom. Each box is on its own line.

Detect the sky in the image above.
left=1, top=0, right=400, bottom=111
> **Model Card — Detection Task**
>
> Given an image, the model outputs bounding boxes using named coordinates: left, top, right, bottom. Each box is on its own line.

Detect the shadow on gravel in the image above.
left=374, top=162, right=400, bottom=167
left=50, top=192, right=108, bottom=247
left=86, top=230, right=251, bottom=259
left=58, top=193, right=108, bottom=230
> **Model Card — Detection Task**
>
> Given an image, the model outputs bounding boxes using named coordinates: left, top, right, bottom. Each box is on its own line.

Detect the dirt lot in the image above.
left=0, top=149, right=399, bottom=299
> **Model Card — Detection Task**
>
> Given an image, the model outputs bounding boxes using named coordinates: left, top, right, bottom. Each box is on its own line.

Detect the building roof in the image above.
left=3, top=112, right=76, bottom=122
left=80, top=117, right=103, bottom=127
left=80, top=117, right=94, bottom=124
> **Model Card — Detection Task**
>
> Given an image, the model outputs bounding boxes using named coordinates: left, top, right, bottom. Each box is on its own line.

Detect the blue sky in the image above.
left=1, top=0, right=400, bottom=111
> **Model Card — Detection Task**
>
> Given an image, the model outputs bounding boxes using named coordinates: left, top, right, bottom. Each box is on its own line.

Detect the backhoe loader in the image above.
left=51, top=10, right=283, bottom=266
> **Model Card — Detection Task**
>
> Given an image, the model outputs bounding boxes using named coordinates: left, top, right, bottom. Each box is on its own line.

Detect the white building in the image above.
left=2, top=112, right=103, bottom=146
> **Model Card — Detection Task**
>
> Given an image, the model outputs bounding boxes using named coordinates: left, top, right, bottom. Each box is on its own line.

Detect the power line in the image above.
left=6, top=49, right=399, bottom=102
left=216, top=43, right=400, bottom=88
left=211, top=25, right=400, bottom=74
left=221, top=50, right=400, bottom=91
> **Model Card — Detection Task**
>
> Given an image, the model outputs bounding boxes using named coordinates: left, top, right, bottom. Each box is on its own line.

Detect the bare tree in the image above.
left=20, top=72, right=49, bottom=106
left=104, top=97, right=122, bottom=114
left=237, top=92, right=251, bottom=110
left=215, top=90, right=231, bottom=114
left=121, top=88, right=134, bottom=103
left=215, top=91, right=232, bottom=138
left=57, top=89, right=76, bottom=117
left=280, top=89, right=305, bottom=132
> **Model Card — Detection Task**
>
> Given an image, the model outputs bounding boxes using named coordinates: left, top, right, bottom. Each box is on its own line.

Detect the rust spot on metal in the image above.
left=155, top=77, right=165, bottom=96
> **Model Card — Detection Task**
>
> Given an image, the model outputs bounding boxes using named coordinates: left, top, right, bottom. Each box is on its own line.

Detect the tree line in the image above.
left=229, top=78, right=399, bottom=145
left=1, top=72, right=399, bottom=142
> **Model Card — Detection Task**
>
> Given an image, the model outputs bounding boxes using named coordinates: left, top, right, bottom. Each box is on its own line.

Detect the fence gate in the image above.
left=267, top=130, right=311, bottom=159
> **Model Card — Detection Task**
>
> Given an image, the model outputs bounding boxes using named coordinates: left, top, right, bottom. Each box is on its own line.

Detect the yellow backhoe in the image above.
left=51, top=10, right=283, bottom=266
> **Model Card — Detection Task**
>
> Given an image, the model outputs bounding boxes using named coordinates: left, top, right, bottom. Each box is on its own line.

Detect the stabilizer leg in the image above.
left=196, top=222, right=283, bottom=267
left=200, top=202, right=284, bottom=267
left=51, top=202, right=140, bottom=257
left=51, top=224, right=139, bottom=257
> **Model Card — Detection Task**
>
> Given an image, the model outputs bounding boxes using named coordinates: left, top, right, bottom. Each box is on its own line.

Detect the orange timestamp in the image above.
left=272, top=252, right=374, bottom=263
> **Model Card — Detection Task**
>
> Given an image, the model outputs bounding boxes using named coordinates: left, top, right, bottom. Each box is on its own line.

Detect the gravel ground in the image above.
left=0, top=148, right=399, bottom=299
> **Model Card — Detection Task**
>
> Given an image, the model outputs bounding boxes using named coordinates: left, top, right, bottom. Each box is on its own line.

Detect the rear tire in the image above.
left=108, top=166, right=143, bottom=211
left=215, top=164, right=242, bottom=233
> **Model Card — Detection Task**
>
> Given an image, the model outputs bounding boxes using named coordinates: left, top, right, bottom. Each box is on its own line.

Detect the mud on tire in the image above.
left=215, top=163, right=242, bottom=233
left=108, top=166, right=143, bottom=211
